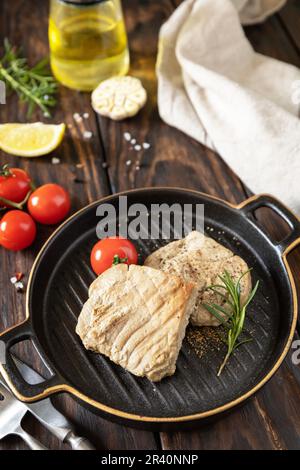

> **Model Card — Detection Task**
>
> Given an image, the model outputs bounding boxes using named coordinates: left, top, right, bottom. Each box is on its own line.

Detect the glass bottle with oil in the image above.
left=49, top=0, right=129, bottom=91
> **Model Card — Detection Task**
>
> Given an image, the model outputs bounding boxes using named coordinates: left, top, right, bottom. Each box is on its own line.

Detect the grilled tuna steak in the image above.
left=144, top=231, right=251, bottom=326
left=76, top=264, right=197, bottom=382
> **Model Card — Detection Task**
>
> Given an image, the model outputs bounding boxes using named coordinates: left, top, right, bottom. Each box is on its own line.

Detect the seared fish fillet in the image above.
left=76, top=264, right=197, bottom=382
left=144, top=231, right=251, bottom=327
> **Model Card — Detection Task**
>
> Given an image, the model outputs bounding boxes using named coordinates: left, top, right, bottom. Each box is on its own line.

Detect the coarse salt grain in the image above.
left=15, top=281, right=24, bottom=292
left=73, top=113, right=82, bottom=123
left=10, top=276, right=17, bottom=284
left=126, top=160, right=131, bottom=166
left=83, top=131, right=93, bottom=139
left=83, top=113, right=89, bottom=119
left=143, top=142, right=150, bottom=149
left=51, top=157, right=60, bottom=165
left=134, top=144, right=142, bottom=151
left=130, top=138, right=136, bottom=145
left=124, top=132, right=131, bottom=141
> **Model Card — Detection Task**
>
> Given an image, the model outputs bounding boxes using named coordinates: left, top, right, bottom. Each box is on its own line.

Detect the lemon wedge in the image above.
left=0, top=123, right=65, bottom=157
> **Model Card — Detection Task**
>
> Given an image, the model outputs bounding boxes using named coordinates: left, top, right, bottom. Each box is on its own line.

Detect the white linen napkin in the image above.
left=235, top=0, right=286, bottom=24
left=157, top=0, right=300, bottom=213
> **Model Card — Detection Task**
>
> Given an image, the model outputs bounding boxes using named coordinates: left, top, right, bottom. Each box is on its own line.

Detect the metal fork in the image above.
left=0, top=381, right=47, bottom=450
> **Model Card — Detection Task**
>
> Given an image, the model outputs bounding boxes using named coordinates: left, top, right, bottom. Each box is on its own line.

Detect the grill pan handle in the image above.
left=0, top=320, right=64, bottom=400
left=240, top=194, right=300, bottom=255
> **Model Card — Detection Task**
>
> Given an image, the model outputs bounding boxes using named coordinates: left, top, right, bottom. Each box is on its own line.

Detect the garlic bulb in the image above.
left=91, top=76, right=147, bottom=120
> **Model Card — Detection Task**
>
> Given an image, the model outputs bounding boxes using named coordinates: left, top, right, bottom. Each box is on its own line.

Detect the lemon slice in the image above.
left=0, top=123, right=65, bottom=157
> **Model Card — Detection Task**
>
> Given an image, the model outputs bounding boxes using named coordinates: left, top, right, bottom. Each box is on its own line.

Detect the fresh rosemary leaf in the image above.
left=202, top=304, right=231, bottom=328
left=206, top=286, right=235, bottom=308
left=210, top=302, right=232, bottom=318
left=0, top=39, right=58, bottom=117
left=243, top=280, right=260, bottom=308
left=233, top=338, right=252, bottom=351
left=204, top=269, right=259, bottom=376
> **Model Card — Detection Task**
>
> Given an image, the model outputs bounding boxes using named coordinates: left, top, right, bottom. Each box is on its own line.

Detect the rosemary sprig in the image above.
left=203, top=269, right=259, bottom=376
left=0, top=39, right=58, bottom=118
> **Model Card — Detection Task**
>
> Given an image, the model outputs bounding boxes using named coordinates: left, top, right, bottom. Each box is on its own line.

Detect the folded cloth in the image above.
left=157, top=0, right=300, bottom=213
left=235, top=0, right=287, bottom=24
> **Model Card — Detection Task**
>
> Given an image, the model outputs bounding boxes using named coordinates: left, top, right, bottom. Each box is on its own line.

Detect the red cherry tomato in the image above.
left=0, top=166, right=32, bottom=208
left=0, top=210, right=36, bottom=251
left=28, top=184, right=71, bottom=225
left=90, top=236, right=138, bottom=275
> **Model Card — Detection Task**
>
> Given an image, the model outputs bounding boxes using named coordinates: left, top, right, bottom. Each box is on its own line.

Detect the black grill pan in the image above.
left=0, top=188, right=299, bottom=430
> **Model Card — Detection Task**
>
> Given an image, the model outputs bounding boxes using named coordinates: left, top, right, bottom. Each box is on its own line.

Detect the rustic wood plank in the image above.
left=99, top=0, right=246, bottom=204
left=278, top=0, right=300, bottom=52
left=97, top=0, right=300, bottom=450
left=244, top=9, right=300, bottom=67
left=0, top=0, right=157, bottom=450
left=1, top=0, right=300, bottom=451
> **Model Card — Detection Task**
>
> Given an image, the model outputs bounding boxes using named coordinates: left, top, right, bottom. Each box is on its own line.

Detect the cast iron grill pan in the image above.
left=1, top=189, right=299, bottom=429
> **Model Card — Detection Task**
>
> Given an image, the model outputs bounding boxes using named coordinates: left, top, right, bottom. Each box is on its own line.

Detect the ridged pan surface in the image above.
left=28, top=189, right=295, bottom=421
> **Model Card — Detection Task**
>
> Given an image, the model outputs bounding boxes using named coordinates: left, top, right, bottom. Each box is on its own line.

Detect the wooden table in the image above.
left=1, top=0, right=300, bottom=451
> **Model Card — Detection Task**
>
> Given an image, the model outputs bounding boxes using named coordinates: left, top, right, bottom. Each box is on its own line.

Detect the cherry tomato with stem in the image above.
left=0, top=164, right=33, bottom=208
left=28, top=183, right=71, bottom=225
left=90, top=236, right=138, bottom=275
left=0, top=210, right=37, bottom=251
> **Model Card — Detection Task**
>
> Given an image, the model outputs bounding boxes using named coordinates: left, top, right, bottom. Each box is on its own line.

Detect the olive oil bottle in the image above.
left=49, top=0, right=129, bottom=91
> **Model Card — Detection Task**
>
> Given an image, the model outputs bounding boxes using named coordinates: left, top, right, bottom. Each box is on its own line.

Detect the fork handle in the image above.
left=14, top=425, right=47, bottom=450
left=65, top=431, right=95, bottom=450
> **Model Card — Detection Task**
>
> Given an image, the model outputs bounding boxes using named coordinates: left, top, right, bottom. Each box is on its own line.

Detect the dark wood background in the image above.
left=1, top=0, right=300, bottom=450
